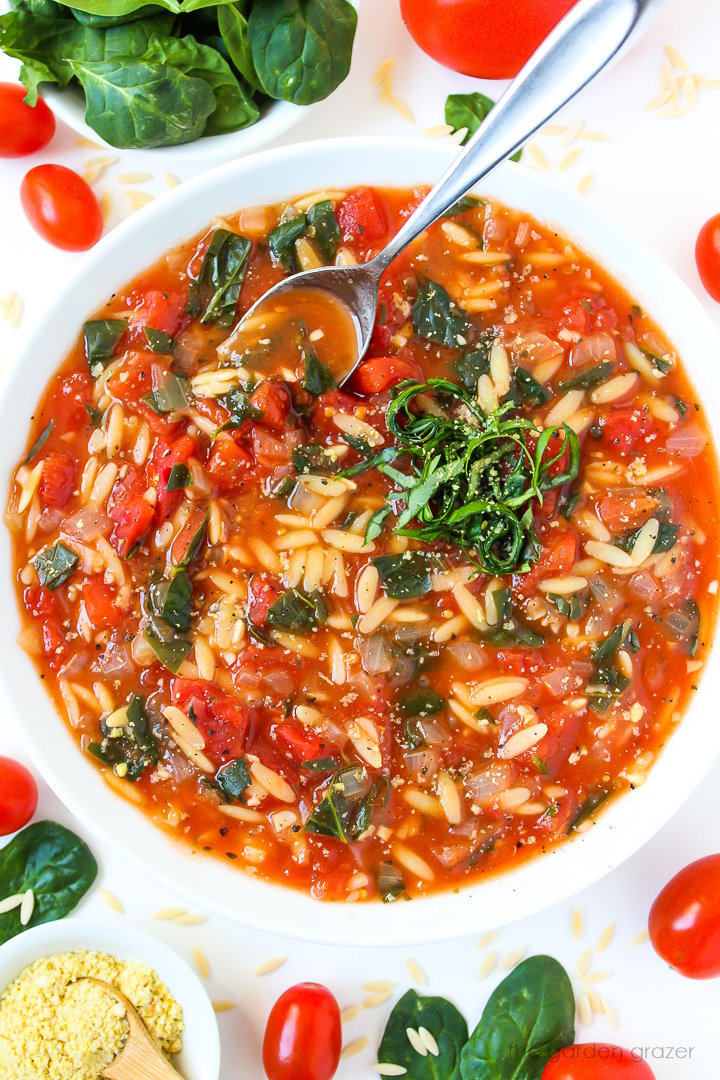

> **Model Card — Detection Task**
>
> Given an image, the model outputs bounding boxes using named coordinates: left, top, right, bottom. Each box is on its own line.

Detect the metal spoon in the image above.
left=80, top=978, right=184, bottom=1080
left=221, top=0, right=657, bottom=384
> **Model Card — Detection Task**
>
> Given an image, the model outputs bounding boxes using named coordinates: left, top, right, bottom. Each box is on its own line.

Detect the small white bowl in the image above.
left=0, top=919, right=220, bottom=1080
left=1, top=137, right=720, bottom=946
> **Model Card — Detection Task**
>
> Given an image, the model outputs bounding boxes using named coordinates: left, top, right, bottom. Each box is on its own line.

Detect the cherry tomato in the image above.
left=0, top=83, right=55, bottom=157
left=263, top=982, right=341, bottom=1080
left=695, top=213, right=720, bottom=302
left=649, top=854, right=720, bottom=978
left=400, top=0, right=576, bottom=80
left=542, top=1044, right=655, bottom=1079
left=0, top=757, right=38, bottom=835
left=21, top=164, right=103, bottom=251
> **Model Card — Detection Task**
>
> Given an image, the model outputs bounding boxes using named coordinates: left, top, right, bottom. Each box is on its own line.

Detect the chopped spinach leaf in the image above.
left=149, top=568, right=192, bottom=633
left=373, top=552, right=433, bottom=600
left=376, top=860, right=405, bottom=903
left=306, top=199, right=341, bottom=262
left=304, top=764, right=371, bottom=842
left=301, top=757, right=339, bottom=772
left=302, top=349, right=336, bottom=396
left=559, top=362, right=614, bottom=391
left=215, top=385, right=263, bottom=434
left=268, top=214, right=308, bottom=272
left=490, top=586, right=512, bottom=623
left=593, top=619, right=637, bottom=663
left=568, top=786, right=615, bottom=831
left=364, top=504, right=393, bottom=543
left=456, top=340, right=491, bottom=391
left=215, top=758, right=251, bottom=802
left=515, top=366, right=550, bottom=405
left=413, top=279, right=469, bottom=349
left=187, top=229, right=250, bottom=328
left=560, top=490, right=582, bottom=520
left=399, top=688, right=445, bottom=717
left=84, top=318, right=127, bottom=372
left=642, top=346, right=672, bottom=374
left=548, top=592, right=582, bottom=621
left=618, top=521, right=678, bottom=555
left=291, top=442, right=338, bottom=476
left=142, top=370, right=192, bottom=414
left=88, top=695, right=157, bottom=781
left=143, top=618, right=192, bottom=674
left=25, top=420, right=54, bottom=463
left=166, top=462, right=192, bottom=492
left=33, top=541, right=78, bottom=591
left=586, top=667, right=631, bottom=714
left=337, top=445, right=398, bottom=479
left=143, top=326, right=175, bottom=354
left=443, top=194, right=484, bottom=218
left=266, top=588, right=328, bottom=633
left=666, top=598, right=700, bottom=656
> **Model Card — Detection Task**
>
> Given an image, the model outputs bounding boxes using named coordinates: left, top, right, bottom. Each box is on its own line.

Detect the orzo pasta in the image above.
left=6, top=185, right=718, bottom=901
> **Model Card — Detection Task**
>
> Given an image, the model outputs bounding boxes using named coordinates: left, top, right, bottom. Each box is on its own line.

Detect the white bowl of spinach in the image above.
left=0, top=0, right=359, bottom=156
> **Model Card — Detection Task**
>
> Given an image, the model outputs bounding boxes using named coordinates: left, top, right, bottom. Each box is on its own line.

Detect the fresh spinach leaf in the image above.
left=141, top=32, right=259, bottom=135
left=25, top=420, right=54, bottom=463
left=302, top=349, right=336, bottom=395
left=460, top=956, right=575, bottom=1080
left=248, top=0, right=357, bottom=106
left=217, top=1, right=260, bottom=89
left=445, top=91, right=523, bottom=161
left=33, top=541, right=78, bottom=591
left=0, top=820, right=98, bottom=945
left=143, top=326, right=175, bottom=353
left=379, top=990, right=468, bottom=1080
left=187, top=228, right=251, bottom=327
left=215, top=757, right=251, bottom=801
left=68, top=58, right=217, bottom=148
left=269, top=215, right=308, bottom=272
left=306, top=198, right=340, bottom=261
left=373, top=552, right=433, bottom=600
left=413, top=279, right=469, bottom=349
left=88, top=695, right=157, bottom=781
left=84, top=318, right=127, bottom=372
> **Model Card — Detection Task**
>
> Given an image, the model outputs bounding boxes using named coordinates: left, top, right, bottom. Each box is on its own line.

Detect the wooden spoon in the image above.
left=81, top=978, right=185, bottom=1079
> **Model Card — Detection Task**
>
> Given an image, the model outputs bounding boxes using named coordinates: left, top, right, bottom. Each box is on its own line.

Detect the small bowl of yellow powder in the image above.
left=0, top=919, right=220, bottom=1080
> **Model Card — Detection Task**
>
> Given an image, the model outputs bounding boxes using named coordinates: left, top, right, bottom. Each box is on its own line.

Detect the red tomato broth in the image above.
left=6, top=187, right=719, bottom=903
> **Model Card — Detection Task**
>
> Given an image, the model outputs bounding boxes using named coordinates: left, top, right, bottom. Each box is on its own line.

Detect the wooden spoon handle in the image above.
left=82, top=978, right=185, bottom=1080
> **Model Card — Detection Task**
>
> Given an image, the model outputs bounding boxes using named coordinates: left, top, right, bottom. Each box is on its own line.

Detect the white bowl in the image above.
left=1, top=137, right=719, bottom=946
left=0, top=918, right=220, bottom=1080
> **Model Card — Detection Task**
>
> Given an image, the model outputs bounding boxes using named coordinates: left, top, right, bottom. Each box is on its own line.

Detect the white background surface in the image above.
left=1, top=1, right=720, bottom=1076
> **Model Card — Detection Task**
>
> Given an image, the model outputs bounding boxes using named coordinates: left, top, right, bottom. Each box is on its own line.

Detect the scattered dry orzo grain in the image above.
left=342, top=1036, right=369, bottom=1059
left=405, top=957, right=427, bottom=985
left=253, top=956, right=287, bottom=976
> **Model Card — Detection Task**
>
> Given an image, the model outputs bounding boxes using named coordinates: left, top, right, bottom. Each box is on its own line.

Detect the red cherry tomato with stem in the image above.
left=0, top=757, right=38, bottom=835
left=0, top=83, right=55, bottom=157
left=21, top=164, right=103, bottom=251
left=649, top=854, right=720, bottom=978
left=400, top=0, right=577, bottom=80
left=262, top=982, right=341, bottom=1080
left=542, top=1044, right=655, bottom=1079
left=695, top=214, right=720, bottom=302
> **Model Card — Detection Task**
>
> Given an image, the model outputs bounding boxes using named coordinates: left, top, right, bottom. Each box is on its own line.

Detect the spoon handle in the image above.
left=372, top=0, right=658, bottom=271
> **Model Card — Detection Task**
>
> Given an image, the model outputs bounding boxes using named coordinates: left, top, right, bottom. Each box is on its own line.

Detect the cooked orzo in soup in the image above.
left=7, top=186, right=718, bottom=901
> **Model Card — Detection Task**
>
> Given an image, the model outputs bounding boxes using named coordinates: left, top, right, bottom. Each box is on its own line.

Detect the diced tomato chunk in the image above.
left=54, top=371, right=92, bottom=433
left=352, top=355, right=423, bottom=395
left=171, top=678, right=250, bottom=767
left=206, top=438, right=255, bottom=493
left=597, top=406, right=656, bottom=457
left=23, top=584, right=67, bottom=668
left=248, top=577, right=281, bottom=625
left=149, top=433, right=196, bottom=523
left=337, top=187, right=389, bottom=242
left=597, top=490, right=658, bottom=534
left=82, top=579, right=124, bottom=628
left=250, top=380, right=292, bottom=431
left=275, top=723, right=324, bottom=763
left=131, top=288, right=188, bottom=337
left=39, top=452, right=75, bottom=509
left=516, top=530, right=578, bottom=593
left=107, top=466, right=154, bottom=556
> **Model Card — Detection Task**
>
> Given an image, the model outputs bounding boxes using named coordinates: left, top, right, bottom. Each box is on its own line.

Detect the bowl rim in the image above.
left=2, top=135, right=719, bottom=946
left=0, top=917, right=220, bottom=1080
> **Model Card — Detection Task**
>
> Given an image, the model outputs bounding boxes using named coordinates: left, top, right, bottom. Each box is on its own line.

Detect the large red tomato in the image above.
left=400, top=0, right=577, bottom=80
